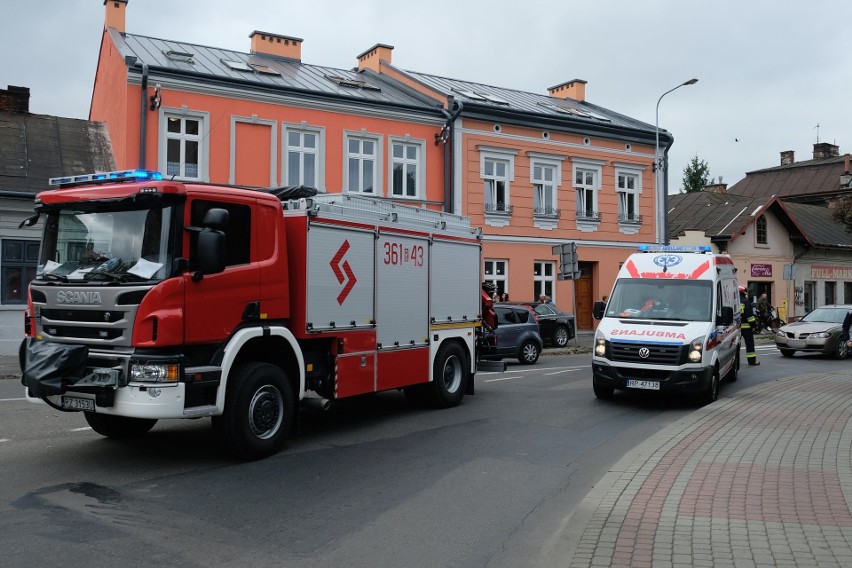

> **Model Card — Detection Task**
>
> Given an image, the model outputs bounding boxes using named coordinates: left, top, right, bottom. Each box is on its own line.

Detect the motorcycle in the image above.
left=754, top=307, right=786, bottom=334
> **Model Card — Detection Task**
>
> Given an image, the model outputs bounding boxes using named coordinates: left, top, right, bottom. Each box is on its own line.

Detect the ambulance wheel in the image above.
left=700, top=367, right=720, bottom=406
left=212, top=362, right=294, bottom=461
left=422, top=341, right=468, bottom=409
left=518, top=341, right=540, bottom=365
left=780, top=349, right=795, bottom=357
left=84, top=413, right=157, bottom=438
left=553, top=326, right=570, bottom=348
left=726, top=349, right=740, bottom=382
left=593, top=382, right=614, bottom=400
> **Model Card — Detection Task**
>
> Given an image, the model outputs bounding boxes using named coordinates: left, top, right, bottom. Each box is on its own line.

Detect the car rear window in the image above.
left=496, top=307, right=517, bottom=325
left=513, top=308, right=530, bottom=323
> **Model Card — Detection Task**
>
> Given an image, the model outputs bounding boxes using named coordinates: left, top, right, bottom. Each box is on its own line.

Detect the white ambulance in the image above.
left=592, top=245, right=741, bottom=404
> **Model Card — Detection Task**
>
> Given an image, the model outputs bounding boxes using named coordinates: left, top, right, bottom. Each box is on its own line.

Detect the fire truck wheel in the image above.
left=83, top=412, right=157, bottom=438
left=212, top=362, right=294, bottom=460
left=423, top=342, right=469, bottom=408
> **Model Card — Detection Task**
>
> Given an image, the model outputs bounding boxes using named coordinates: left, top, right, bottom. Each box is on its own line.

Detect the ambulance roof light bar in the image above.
left=638, top=245, right=712, bottom=254
left=49, top=169, right=163, bottom=188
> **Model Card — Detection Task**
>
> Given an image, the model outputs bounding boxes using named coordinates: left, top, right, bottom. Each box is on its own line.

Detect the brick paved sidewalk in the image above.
left=548, top=372, right=852, bottom=568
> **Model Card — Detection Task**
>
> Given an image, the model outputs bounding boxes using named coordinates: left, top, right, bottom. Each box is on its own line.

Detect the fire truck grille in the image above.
left=41, top=309, right=125, bottom=323
left=42, top=325, right=124, bottom=341
left=608, top=341, right=687, bottom=365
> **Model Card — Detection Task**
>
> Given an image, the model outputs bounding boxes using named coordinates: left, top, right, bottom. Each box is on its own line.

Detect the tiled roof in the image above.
left=727, top=155, right=849, bottom=200
left=667, top=191, right=767, bottom=240
left=780, top=201, right=852, bottom=248
left=0, top=112, right=114, bottom=196
left=116, top=31, right=441, bottom=111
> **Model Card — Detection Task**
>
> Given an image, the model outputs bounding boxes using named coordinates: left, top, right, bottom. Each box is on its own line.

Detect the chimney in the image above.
left=703, top=183, right=728, bottom=194
left=103, top=0, right=128, bottom=33
left=547, top=79, right=587, bottom=102
left=249, top=31, right=302, bottom=61
left=357, top=43, right=393, bottom=73
left=0, top=85, right=30, bottom=113
left=813, top=142, right=840, bottom=160
left=842, top=154, right=852, bottom=188
left=780, top=150, right=795, bottom=166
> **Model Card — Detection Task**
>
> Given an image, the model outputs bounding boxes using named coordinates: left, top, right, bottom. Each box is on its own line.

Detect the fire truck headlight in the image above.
left=687, top=337, right=704, bottom=363
left=130, top=362, right=179, bottom=383
left=594, top=333, right=607, bottom=357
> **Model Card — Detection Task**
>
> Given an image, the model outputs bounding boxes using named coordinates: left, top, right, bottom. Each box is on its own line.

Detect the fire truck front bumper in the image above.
left=592, top=359, right=714, bottom=395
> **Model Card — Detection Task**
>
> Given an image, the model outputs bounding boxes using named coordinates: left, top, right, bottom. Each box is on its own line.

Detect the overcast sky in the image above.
left=5, top=0, right=851, bottom=190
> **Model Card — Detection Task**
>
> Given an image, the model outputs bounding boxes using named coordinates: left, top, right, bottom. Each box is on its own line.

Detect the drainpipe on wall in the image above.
left=140, top=63, right=148, bottom=169
left=662, top=135, right=675, bottom=245
left=438, top=99, right=464, bottom=213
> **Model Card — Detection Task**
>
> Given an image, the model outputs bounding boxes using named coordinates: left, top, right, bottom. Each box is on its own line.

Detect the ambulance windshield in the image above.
left=607, top=279, right=713, bottom=321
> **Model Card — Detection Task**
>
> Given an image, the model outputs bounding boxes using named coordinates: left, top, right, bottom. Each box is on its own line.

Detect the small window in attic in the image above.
left=250, top=63, right=280, bottom=75
left=222, top=59, right=252, bottom=72
left=326, top=75, right=381, bottom=92
left=164, top=50, right=194, bottom=63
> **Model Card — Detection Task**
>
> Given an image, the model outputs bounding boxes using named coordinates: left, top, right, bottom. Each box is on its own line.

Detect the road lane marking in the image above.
left=0, top=439, right=9, bottom=443
left=0, top=397, right=27, bottom=402
left=71, top=427, right=92, bottom=432
left=483, top=376, right=524, bottom=383
left=544, top=369, right=582, bottom=376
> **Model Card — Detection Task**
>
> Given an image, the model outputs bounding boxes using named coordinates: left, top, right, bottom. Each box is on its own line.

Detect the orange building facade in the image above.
left=91, top=1, right=670, bottom=331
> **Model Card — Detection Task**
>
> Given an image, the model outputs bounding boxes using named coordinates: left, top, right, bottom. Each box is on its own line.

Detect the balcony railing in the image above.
left=484, top=203, right=513, bottom=215
left=533, top=206, right=560, bottom=218
left=576, top=210, right=601, bottom=222
left=618, top=213, right=642, bottom=224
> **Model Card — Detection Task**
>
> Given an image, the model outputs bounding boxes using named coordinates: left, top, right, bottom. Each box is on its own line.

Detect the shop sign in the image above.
left=751, top=264, right=772, bottom=277
left=811, top=265, right=852, bottom=279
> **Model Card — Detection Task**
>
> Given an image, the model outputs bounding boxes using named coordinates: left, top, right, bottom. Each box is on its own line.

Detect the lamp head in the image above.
left=684, top=78, right=698, bottom=85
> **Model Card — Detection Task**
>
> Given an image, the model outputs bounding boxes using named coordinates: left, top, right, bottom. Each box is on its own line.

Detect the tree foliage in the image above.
left=681, top=155, right=711, bottom=193
left=828, top=196, right=852, bottom=233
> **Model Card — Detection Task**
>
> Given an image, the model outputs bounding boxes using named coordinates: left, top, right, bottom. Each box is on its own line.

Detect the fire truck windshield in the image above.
left=36, top=205, right=174, bottom=283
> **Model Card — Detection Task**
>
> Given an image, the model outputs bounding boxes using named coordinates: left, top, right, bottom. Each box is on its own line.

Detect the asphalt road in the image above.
left=0, top=340, right=832, bottom=568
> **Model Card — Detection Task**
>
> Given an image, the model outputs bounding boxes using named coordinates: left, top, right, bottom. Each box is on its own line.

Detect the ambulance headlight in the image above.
left=130, top=362, right=180, bottom=383
left=687, top=337, right=704, bottom=363
left=594, top=332, right=607, bottom=357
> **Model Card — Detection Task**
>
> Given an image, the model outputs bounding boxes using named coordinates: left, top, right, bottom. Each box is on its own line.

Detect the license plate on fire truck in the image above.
left=626, top=379, right=660, bottom=391
left=61, top=396, right=95, bottom=411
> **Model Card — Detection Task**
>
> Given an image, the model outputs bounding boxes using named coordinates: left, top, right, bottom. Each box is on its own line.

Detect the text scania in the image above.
left=56, top=291, right=102, bottom=304
left=611, top=329, right=687, bottom=340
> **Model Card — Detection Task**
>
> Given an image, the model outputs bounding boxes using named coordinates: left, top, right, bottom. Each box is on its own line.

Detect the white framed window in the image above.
left=484, top=259, right=508, bottom=296
left=530, top=157, right=563, bottom=217
left=616, top=169, right=641, bottom=223
left=284, top=124, right=325, bottom=190
left=755, top=215, right=768, bottom=245
left=479, top=147, right=516, bottom=216
left=534, top=261, right=555, bottom=299
left=344, top=132, right=382, bottom=195
left=159, top=108, right=209, bottom=181
left=389, top=137, right=425, bottom=199
left=573, top=159, right=603, bottom=221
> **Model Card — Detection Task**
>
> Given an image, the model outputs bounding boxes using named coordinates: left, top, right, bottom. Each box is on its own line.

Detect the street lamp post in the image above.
left=655, top=78, right=698, bottom=245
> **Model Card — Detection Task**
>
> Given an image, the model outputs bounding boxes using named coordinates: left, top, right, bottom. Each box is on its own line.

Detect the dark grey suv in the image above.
left=482, top=304, right=544, bottom=364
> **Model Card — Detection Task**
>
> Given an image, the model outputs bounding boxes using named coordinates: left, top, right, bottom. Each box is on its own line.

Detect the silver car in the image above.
left=774, top=304, right=852, bottom=359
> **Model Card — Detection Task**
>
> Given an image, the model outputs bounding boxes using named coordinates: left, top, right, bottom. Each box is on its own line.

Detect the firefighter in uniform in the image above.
left=739, top=285, right=759, bottom=365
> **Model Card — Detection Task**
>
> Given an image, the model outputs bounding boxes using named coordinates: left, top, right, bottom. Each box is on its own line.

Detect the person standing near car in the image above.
left=739, top=285, right=759, bottom=365
left=841, top=308, right=852, bottom=349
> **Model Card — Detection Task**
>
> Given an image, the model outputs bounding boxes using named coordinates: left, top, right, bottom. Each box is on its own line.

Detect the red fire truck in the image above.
left=20, top=170, right=486, bottom=459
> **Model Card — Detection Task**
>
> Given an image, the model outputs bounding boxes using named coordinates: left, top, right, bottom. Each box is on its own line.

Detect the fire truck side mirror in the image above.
left=195, top=208, right=229, bottom=279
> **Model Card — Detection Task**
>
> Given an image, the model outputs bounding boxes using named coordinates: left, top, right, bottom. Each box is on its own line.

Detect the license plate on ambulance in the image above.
left=61, top=396, right=95, bottom=412
left=626, top=379, right=660, bottom=391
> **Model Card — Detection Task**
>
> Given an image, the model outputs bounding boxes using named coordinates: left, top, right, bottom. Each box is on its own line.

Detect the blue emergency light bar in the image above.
left=49, top=169, right=163, bottom=187
left=638, top=245, right=712, bottom=253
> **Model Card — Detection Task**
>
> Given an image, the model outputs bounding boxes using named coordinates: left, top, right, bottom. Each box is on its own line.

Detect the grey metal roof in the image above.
left=398, top=69, right=662, bottom=140
left=116, top=31, right=442, bottom=112
left=0, top=112, right=115, bottom=196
